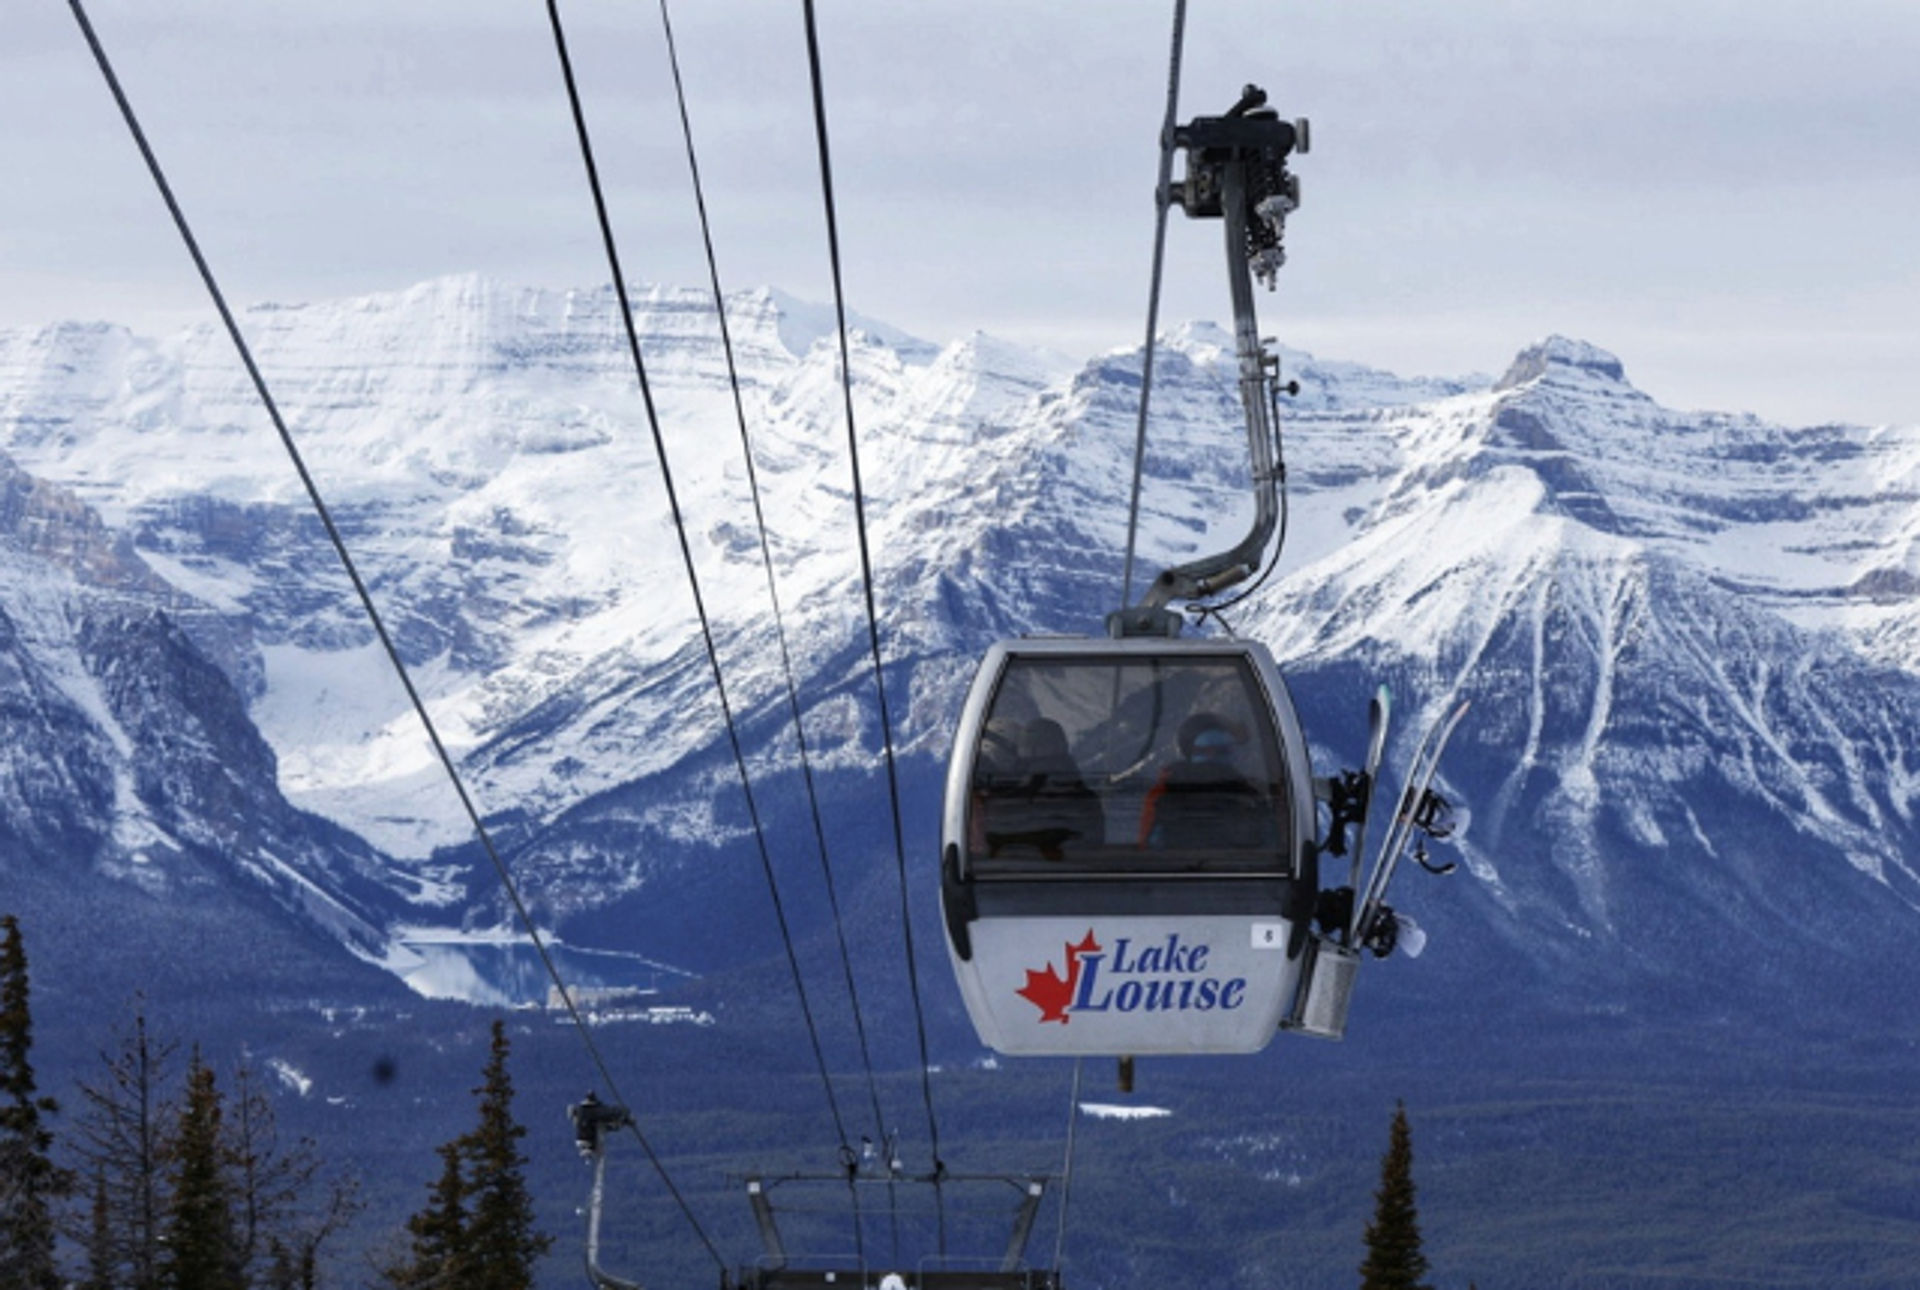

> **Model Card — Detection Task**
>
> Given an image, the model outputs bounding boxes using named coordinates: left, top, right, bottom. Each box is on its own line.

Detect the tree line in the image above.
left=0, top=914, right=548, bottom=1289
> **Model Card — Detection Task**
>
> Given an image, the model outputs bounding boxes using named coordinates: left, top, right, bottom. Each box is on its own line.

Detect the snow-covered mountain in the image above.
left=3, top=275, right=1917, bottom=1020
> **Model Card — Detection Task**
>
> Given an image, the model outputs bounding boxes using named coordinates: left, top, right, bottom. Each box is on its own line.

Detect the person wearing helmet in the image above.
left=1138, top=712, right=1275, bottom=853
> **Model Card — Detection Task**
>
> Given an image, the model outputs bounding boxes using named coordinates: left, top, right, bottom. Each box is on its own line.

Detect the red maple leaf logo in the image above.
left=1017, top=930, right=1101, bottom=1024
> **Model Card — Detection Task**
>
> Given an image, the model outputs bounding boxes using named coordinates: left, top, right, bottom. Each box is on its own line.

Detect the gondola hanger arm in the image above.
left=1111, top=86, right=1308, bottom=638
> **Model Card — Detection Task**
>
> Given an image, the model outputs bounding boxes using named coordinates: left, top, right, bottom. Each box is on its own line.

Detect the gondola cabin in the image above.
left=940, top=636, right=1317, bottom=1056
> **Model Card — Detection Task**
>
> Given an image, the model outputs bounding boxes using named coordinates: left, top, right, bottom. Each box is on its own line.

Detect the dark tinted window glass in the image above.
left=966, top=655, right=1290, bottom=871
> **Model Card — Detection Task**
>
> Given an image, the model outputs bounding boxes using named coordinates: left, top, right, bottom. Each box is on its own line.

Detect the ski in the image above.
left=1344, top=684, right=1392, bottom=901
left=1346, top=701, right=1448, bottom=944
left=1351, top=698, right=1469, bottom=948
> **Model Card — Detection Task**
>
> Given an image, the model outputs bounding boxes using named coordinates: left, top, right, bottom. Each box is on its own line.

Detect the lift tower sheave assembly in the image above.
left=569, top=1094, right=644, bottom=1290
left=736, top=1172, right=1061, bottom=1290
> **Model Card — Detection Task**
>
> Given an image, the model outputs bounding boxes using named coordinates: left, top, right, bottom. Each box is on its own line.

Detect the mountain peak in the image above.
left=1495, top=335, right=1628, bottom=391
left=753, top=285, right=936, bottom=363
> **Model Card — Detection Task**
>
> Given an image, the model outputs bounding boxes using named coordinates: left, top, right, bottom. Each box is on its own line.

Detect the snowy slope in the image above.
left=0, top=445, right=415, bottom=963
left=3, top=280, right=1918, bottom=1010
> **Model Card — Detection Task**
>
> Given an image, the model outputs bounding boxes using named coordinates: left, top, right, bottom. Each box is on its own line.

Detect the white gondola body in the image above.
left=952, top=914, right=1302, bottom=1056
left=940, top=637, right=1318, bottom=1056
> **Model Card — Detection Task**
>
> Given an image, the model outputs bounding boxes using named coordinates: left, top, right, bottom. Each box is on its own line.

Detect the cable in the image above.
left=1119, top=0, right=1191, bottom=612
left=656, top=0, right=888, bottom=1163
left=654, top=0, right=897, bottom=1257
left=798, top=0, right=948, bottom=1255
left=1050, top=1058, right=1085, bottom=1274
left=64, top=0, right=729, bottom=1271
left=542, top=3, right=874, bottom=1263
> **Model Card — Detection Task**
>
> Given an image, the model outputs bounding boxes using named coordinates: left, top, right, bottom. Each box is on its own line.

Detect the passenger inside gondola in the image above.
left=974, top=717, right=1105, bottom=860
left=965, top=654, right=1293, bottom=872
left=1137, top=713, right=1276, bottom=850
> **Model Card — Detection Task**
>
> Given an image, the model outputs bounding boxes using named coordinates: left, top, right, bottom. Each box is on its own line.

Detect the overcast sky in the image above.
left=8, top=1, right=1918, bottom=426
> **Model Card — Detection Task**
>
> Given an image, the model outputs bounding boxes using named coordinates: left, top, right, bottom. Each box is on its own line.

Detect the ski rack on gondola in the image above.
left=1288, top=696, right=1467, bottom=1039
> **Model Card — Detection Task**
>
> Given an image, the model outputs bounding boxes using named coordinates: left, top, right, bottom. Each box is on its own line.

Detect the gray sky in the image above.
left=8, top=1, right=1919, bottom=426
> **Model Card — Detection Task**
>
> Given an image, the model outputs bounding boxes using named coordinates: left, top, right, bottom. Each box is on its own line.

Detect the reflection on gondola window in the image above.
left=968, top=656, right=1290, bottom=870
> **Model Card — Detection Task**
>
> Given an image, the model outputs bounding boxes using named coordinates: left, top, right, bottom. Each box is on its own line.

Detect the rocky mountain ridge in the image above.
left=2, top=277, right=1917, bottom=1019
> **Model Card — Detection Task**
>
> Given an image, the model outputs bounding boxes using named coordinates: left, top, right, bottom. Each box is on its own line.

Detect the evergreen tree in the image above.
left=161, top=1052, right=245, bottom=1290
left=72, top=1012, right=356, bottom=1290
left=384, top=1020, right=550, bottom=1290
left=1358, top=1102, right=1432, bottom=1290
left=460, top=1020, right=551, bottom=1290
left=0, top=914, right=71, bottom=1290
left=386, top=1140, right=469, bottom=1289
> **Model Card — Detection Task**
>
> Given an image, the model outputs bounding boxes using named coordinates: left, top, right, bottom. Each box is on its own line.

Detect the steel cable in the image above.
left=655, top=0, right=898, bottom=1256
left=1050, top=1058, right=1085, bottom=1274
left=1119, top=0, right=1191, bottom=611
left=543, top=5, right=873, bottom=1264
left=65, top=0, right=729, bottom=1271
left=798, top=0, right=948, bottom=1255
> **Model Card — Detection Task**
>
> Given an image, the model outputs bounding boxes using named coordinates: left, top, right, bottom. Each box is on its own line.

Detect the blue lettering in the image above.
left=1142, top=979, right=1197, bottom=1010
left=1072, top=955, right=1111, bottom=1011
left=1047, top=934, right=1246, bottom=1017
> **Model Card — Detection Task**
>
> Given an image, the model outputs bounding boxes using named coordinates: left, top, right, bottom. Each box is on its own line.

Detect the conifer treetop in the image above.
left=1358, top=1101, right=1432, bottom=1290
